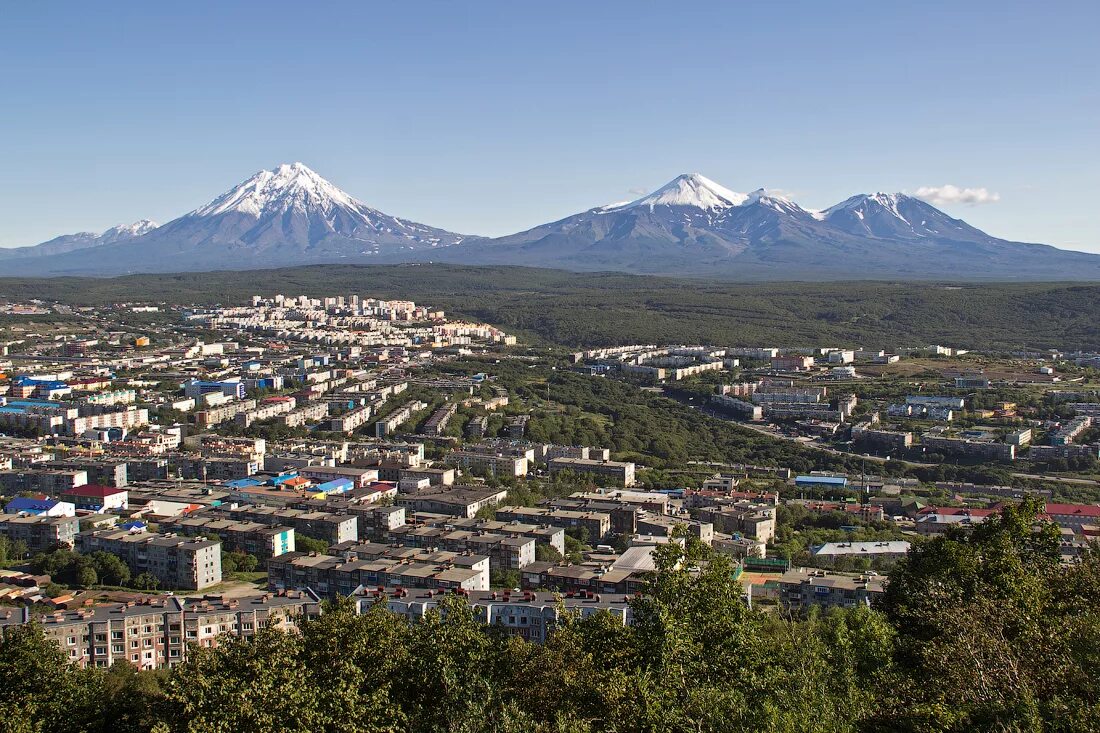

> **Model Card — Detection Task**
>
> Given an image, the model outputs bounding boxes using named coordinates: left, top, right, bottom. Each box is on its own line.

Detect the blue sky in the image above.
left=1, top=1, right=1097, bottom=251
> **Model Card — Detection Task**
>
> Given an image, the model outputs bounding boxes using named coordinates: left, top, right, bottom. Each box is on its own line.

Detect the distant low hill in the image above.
left=2, top=264, right=1099, bottom=351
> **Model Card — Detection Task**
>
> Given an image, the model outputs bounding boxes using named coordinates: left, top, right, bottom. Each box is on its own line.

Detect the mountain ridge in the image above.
left=2, top=165, right=1097, bottom=280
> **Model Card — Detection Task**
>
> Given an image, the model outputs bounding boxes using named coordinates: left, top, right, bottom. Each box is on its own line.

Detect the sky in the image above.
left=1, top=1, right=1097, bottom=251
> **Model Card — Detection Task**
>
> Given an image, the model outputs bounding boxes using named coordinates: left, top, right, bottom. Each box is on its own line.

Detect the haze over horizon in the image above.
left=1, top=1, right=1097, bottom=253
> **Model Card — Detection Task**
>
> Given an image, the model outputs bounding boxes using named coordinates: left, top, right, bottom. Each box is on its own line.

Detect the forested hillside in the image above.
left=2, top=265, right=1100, bottom=349
left=3, top=501, right=1098, bottom=732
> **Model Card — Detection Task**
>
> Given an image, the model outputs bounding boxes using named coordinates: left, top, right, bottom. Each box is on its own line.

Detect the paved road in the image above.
left=1012, top=472, right=1099, bottom=486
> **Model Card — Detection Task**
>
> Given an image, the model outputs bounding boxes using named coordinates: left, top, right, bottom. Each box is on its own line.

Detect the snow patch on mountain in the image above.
left=614, top=173, right=750, bottom=211
left=191, top=162, right=360, bottom=218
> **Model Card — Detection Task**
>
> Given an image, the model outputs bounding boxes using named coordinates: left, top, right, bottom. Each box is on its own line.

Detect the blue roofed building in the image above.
left=314, top=478, right=354, bottom=495
left=3, top=497, right=77, bottom=518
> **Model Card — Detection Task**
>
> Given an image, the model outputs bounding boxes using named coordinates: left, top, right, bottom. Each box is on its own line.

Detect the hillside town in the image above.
left=0, top=291, right=1098, bottom=674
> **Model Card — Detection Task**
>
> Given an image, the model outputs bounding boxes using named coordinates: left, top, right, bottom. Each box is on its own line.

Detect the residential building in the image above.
left=773, top=568, right=885, bottom=610
left=547, top=457, right=636, bottom=487
left=0, top=513, right=80, bottom=551
left=394, top=486, right=508, bottom=519
left=62, top=484, right=129, bottom=512
left=159, top=516, right=295, bottom=562
left=0, top=591, right=321, bottom=670
left=76, top=530, right=222, bottom=590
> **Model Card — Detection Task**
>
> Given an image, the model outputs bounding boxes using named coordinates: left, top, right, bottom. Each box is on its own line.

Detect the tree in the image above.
left=131, top=572, right=160, bottom=591
left=236, top=553, right=258, bottom=573
left=161, top=628, right=326, bottom=732
left=0, top=624, right=104, bottom=732
left=295, top=534, right=328, bottom=554
left=535, top=544, right=563, bottom=563
left=0, top=536, right=28, bottom=566
left=90, top=551, right=131, bottom=587
left=490, top=569, right=521, bottom=589
left=76, top=565, right=98, bottom=588
left=874, top=498, right=1094, bottom=730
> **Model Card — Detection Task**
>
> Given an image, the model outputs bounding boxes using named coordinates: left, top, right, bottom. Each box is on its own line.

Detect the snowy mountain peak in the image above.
left=823, top=192, right=911, bottom=223
left=619, top=173, right=751, bottom=210
left=190, top=162, right=363, bottom=218
left=743, top=187, right=802, bottom=210
left=101, top=219, right=159, bottom=241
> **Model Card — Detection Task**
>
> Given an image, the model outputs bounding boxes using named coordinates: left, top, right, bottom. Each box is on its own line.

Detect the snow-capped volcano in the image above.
left=821, top=192, right=995, bottom=243
left=442, top=173, right=1100, bottom=280
left=7, top=166, right=1100, bottom=280
left=164, top=162, right=465, bottom=251
left=191, top=162, right=362, bottom=218
left=3, top=163, right=469, bottom=274
left=614, top=173, right=752, bottom=210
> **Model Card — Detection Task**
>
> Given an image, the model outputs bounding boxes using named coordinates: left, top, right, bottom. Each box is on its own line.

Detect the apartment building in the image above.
left=921, top=434, right=1016, bottom=461
left=711, top=394, right=763, bottom=420
left=1050, top=416, right=1092, bottom=446
left=851, top=423, right=913, bottom=451
left=194, top=399, right=258, bottom=429
left=351, top=504, right=407, bottom=541
left=774, top=568, right=885, bottom=611
left=445, top=450, right=529, bottom=478
left=465, top=415, right=488, bottom=439
left=42, top=458, right=128, bottom=488
left=398, top=515, right=566, bottom=555
left=517, top=562, right=649, bottom=596
left=547, top=457, right=636, bottom=487
left=278, top=401, right=330, bottom=428
left=0, top=513, right=80, bottom=551
left=384, top=526, right=535, bottom=570
left=355, top=587, right=632, bottom=644
left=267, top=547, right=489, bottom=598
left=0, top=469, right=88, bottom=495
left=394, top=486, right=508, bottom=519
left=374, top=401, right=427, bottom=438
left=421, top=403, right=458, bottom=436
left=213, top=505, right=357, bottom=546
left=635, top=514, right=714, bottom=545
left=234, top=397, right=296, bottom=428
left=76, top=530, right=222, bottom=590
left=546, top=497, right=639, bottom=535
left=159, top=516, right=295, bottom=562
left=168, top=455, right=259, bottom=481
left=495, top=506, right=612, bottom=540
left=328, top=404, right=374, bottom=434
left=1029, top=444, right=1100, bottom=461
left=63, top=484, right=129, bottom=512
left=695, top=502, right=776, bottom=544
left=0, top=591, right=321, bottom=670
left=771, top=355, right=815, bottom=371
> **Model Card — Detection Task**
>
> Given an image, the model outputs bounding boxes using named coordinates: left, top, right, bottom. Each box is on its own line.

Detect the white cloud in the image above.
left=913, top=184, right=1001, bottom=206
left=627, top=187, right=648, bottom=196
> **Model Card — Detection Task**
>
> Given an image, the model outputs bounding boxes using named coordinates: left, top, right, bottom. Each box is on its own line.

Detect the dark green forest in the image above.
left=3, top=501, right=1098, bottom=732
left=2, top=264, right=1099, bottom=349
